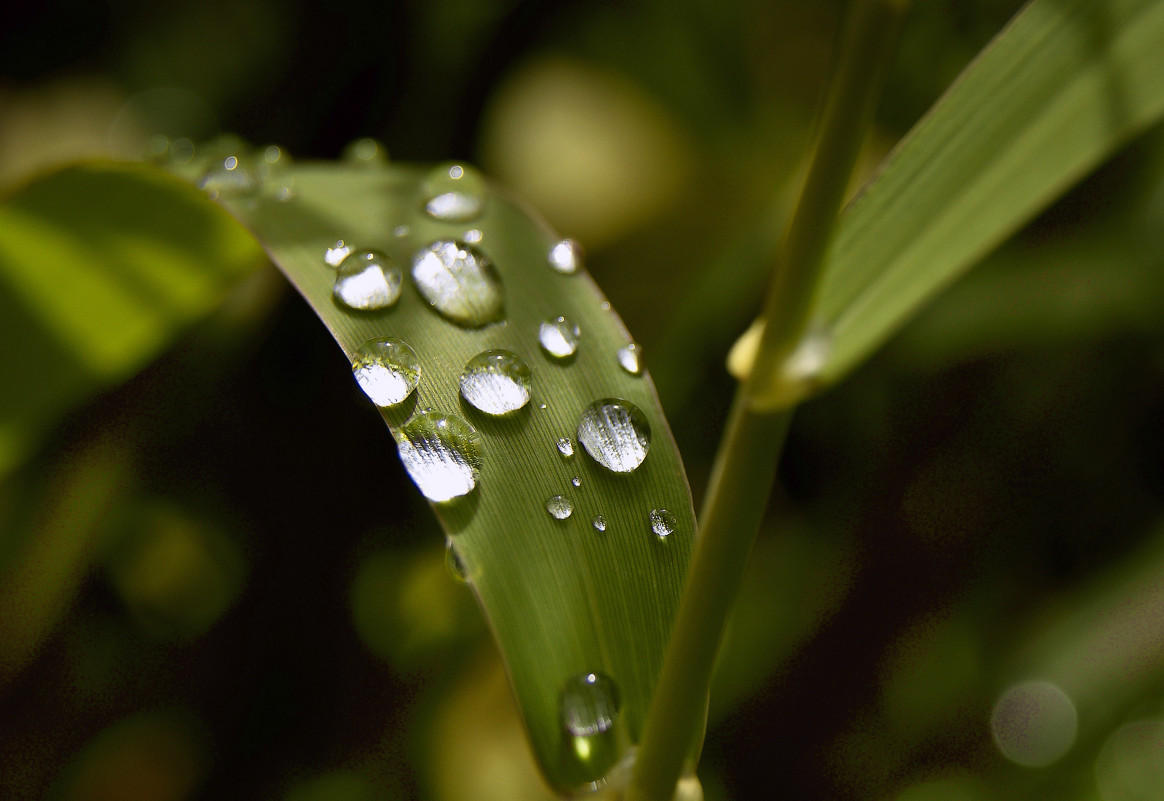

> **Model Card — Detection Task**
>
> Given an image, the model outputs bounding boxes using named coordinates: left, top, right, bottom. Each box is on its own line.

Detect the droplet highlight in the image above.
left=539, top=316, right=580, bottom=359
left=548, top=239, right=582, bottom=274
left=351, top=338, right=420, bottom=407
left=546, top=495, right=574, bottom=520
left=557, top=438, right=574, bottom=458
left=459, top=350, right=532, bottom=415
left=560, top=672, right=620, bottom=737
left=576, top=399, right=651, bottom=473
left=649, top=509, right=677, bottom=540
left=324, top=239, right=352, bottom=268
left=571, top=476, right=581, bottom=487
left=411, top=240, right=505, bottom=327
left=592, top=515, right=607, bottom=532
left=396, top=410, right=482, bottom=503
left=333, top=249, right=402, bottom=310
left=422, top=163, right=486, bottom=222
left=616, top=344, right=642, bottom=376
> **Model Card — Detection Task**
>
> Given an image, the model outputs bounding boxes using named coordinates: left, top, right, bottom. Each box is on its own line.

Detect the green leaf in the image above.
left=0, top=163, right=262, bottom=478
left=183, top=159, right=696, bottom=794
left=816, top=0, right=1164, bottom=381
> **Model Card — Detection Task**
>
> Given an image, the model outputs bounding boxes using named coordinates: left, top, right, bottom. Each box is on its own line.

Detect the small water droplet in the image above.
left=617, top=343, right=642, bottom=376
left=463, top=228, right=483, bottom=244
left=343, top=137, right=387, bottom=164
left=396, top=410, right=482, bottom=503
left=459, top=350, right=532, bottom=415
left=548, top=239, right=582, bottom=274
left=445, top=543, right=469, bottom=583
left=197, top=154, right=259, bottom=199
left=571, top=476, right=581, bottom=488
left=422, top=162, right=486, bottom=222
left=600, top=301, right=611, bottom=311
left=592, top=515, right=607, bottom=532
left=649, top=509, right=676, bottom=540
left=546, top=495, right=574, bottom=520
left=539, top=403, right=548, bottom=410
left=333, top=249, right=402, bottom=310
left=577, top=399, right=651, bottom=473
left=324, top=239, right=352, bottom=268
left=394, top=225, right=410, bottom=238
left=411, top=240, right=504, bottom=327
left=262, top=144, right=285, bottom=165
left=557, top=437, right=574, bottom=457
left=560, top=672, right=620, bottom=736
left=539, top=316, right=580, bottom=359
left=351, top=337, right=420, bottom=407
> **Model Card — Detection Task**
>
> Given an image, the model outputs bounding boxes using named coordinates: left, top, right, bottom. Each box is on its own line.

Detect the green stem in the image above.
left=626, top=3, right=908, bottom=800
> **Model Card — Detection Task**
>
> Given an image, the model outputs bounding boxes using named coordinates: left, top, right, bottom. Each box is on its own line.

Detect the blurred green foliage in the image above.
left=3, top=1, right=1164, bottom=800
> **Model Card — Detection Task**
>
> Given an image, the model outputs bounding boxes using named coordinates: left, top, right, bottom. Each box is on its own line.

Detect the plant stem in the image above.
left=626, top=2, right=909, bottom=800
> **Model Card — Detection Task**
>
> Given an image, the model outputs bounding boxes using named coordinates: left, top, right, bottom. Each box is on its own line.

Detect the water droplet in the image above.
left=548, top=239, right=582, bottom=274
left=560, top=672, right=620, bottom=737
left=459, top=350, right=532, bottom=415
left=463, top=228, right=483, bottom=244
left=539, top=403, right=548, bottom=410
left=617, top=343, right=642, bottom=375
left=600, top=301, right=611, bottom=311
left=539, top=316, right=580, bottom=359
left=649, top=509, right=676, bottom=540
left=324, top=239, right=352, bottom=268
left=351, top=338, right=420, bottom=407
left=394, top=225, right=410, bottom=238
left=577, top=399, right=650, bottom=473
left=422, top=163, right=486, bottom=222
left=571, top=476, right=581, bottom=488
left=343, top=137, right=387, bottom=165
left=445, top=544, right=469, bottom=584
left=396, top=410, right=482, bottom=503
left=333, top=249, right=402, bottom=310
left=557, top=438, right=574, bottom=457
left=546, top=495, right=574, bottom=520
left=411, top=240, right=504, bottom=327
left=592, top=515, right=607, bottom=532
left=197, top=154, right=259, bottom=199
left=262, top=144, right=285, bottom=165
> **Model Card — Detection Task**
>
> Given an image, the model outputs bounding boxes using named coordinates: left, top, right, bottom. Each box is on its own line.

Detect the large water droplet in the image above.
left=617, top=343, right=643, bottom=376
left=548, top=239, right=582, bottom=274
left=324, top=239, right=352, bottom=268
left=459, top=350, right=532, bottom=415
left=592, top=515, right=607, bottom=532
left=649, top=509, right=677, bottom=540
left=560, top=672, right=620, bottom=737
left=577, top=399, right=650, bottom=473
left=198, top=154, right=259, bottom=199
left=351, top=338, right=420, bottom=407
left=411, top=240, right=504, bottom=327
left=422, top=163, right=486, bottom=222
left=396, top=410, right=482, bottom=503
left=557, top=437, right=574, bottom=457
left=539, top=316, right=580, bottom=359
left=333, top=249, right=402, bottom=310
left=546, top=495, right=574, bottom=520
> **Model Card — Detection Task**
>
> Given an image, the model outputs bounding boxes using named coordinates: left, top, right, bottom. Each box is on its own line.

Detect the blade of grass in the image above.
left=171, top=157, right=698, bottom=794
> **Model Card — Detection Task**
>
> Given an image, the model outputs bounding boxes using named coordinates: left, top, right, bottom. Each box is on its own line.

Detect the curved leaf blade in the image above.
left=195, top=161, right=696, bottom=793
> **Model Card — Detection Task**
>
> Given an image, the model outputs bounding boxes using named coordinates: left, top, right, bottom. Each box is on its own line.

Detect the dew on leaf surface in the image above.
left=560, top=672, right=620, bottom=737
left=548, top=239, right=582, bottom=274
left=324, top=239, right=352, bottom=268
left=576, top=399, right=650, bottom=473
left=459, top=350, right=532, bottom=415
left=649, top=508, right=677, bottom=540
left=617, top=343, right=642, bottom=376
left=411, top=240, right=504, bottom=327
left=539, top=316, right=580, bottom=359
left=546, top=495, right=574, bottom=520
left=422, top=162, right=486, bottom=222
left=396, top=410, right=482, bottom=503
left=333, top=249, right=402, bottom=310
left=351, top=337, right=420, bottom=407
left=592, top=515, right=607, bottom=532
left=557, top=437, right=574, bottom=457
